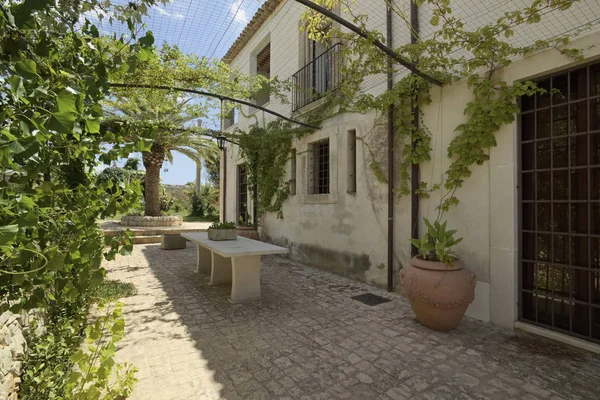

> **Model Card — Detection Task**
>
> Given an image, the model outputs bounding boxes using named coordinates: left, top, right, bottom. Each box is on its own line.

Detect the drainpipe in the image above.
left=386, top=5, right=394, bottom=292
left=220, top=100, right=227, bottom=223
left=410, top=0, right=420, bottom=258
left=222, top=149, right=227, bottom=222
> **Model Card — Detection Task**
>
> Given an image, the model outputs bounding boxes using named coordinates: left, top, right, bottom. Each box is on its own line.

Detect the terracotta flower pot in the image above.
left=400, top=256, right=477, bottom=331
left=236, top=226, right=259, bottom=240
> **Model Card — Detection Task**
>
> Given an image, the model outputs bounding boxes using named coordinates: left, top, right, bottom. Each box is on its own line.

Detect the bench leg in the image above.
left=196, top=245, right=212, bottom=274
left=230, top=255, right=261, bottom=303
left=210, top=252, right=232, bottom=285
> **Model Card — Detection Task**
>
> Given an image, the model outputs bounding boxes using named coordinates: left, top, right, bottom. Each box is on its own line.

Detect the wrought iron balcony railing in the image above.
left=292, top=43, right=342, bottom=112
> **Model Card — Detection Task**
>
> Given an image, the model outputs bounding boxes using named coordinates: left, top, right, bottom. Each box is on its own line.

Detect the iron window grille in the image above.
left=237, top=164, right=248, bottom=223
left=518, top=61, right=600, bottom=343
left=316, top=139, right=330, bottom=194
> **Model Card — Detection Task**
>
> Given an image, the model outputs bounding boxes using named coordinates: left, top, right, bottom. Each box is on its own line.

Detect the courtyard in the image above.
left=106, top=244, right=600, bottom=400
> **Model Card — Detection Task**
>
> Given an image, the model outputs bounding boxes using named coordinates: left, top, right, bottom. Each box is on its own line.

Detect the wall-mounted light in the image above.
left=216, top=136, right=226, bottom=150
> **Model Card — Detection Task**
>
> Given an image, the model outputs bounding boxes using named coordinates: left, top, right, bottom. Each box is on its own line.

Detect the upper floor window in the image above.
left=223, top=107, right=237, bottom=130
left=254, top=43, right=271, bottom=107
left=292, top=40, right=342, bottom=111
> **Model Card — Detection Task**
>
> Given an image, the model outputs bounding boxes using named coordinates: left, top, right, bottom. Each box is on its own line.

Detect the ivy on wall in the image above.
left=300, top=0, right=593, bottom=219
left=232, top=120, right=313, bottom=220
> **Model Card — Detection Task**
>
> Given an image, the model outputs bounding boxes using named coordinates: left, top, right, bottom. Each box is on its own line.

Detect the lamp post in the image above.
left=216, top=136, right=226, bottom=151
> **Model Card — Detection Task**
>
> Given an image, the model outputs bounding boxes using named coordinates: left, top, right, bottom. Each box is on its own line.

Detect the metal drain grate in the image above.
left=351, top=293, right=391, bottom=306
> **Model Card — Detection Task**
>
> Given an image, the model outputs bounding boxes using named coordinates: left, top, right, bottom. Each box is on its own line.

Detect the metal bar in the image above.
left=410, top=0, right=420, bottom=259
left=387, top=3, right=394, bottom=292
left=293, top=0, right=443, bottom=86
left=587, top=66, right=593, bottom=339
left=108, top=83, right=321, bottom=130
left=550, top=76, right=555, bottom=329
left=533, top=88, right=539, bottom=324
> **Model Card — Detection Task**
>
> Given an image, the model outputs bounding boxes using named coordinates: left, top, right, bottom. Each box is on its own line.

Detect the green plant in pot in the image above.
left=236, top=216, right=260, bottom=241
left=400, top=218, right=477, bottom=331
left=207, top=221, right=237, bottom=241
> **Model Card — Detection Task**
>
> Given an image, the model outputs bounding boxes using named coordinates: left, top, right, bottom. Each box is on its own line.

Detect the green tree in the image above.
left=104, top=43, right=273, bottom=216
left=124, top=157, right=140, bottom=170
left=0, top=0, right=160, bottom=397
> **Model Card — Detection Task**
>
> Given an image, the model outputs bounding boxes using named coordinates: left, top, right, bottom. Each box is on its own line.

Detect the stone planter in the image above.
left=207, top=228, right=237, bottom=241
left=120, top=215, right=182, bottom=227
left=236, top=226, right=259, bottom=240
left=400, top=256, right=477, bottom=331
left=161, top=234, right=186, bottom=250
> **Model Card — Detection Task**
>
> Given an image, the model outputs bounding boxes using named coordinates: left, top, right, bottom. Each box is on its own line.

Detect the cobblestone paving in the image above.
left=104, top=244, right=600, bottom=400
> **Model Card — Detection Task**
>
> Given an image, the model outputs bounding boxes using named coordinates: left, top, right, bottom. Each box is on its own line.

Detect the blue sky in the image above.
left=96, top=0, right=265, bottom=185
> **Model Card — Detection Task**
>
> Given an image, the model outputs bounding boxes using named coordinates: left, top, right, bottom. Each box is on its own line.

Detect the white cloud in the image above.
left=152, top=5, right=184, bottom=20
left=231, top=0, right=250, bottom=25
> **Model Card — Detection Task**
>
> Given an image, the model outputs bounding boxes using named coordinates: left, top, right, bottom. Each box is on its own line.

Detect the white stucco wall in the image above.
left=222, top=0, right=600, bottom=328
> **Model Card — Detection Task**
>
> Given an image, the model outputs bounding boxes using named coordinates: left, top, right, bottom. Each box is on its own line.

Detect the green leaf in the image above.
left=430, top=15, right=440, bottom=26
left=7, top=75, right=24, bottom=98
left=90, top=269, right=105, bottom=288
left=136, top=48, right=152, bottom=62
left=139, top=31, right=155, bottom=47
left=48, top=111, right=76, bottom=133
left=15, top=59, right=37, bottom=78
left=57, top=90, right=77, bottom=114
left=0, top=225, right=19, bottom=246
left=86, top=118, right=100, bottom=134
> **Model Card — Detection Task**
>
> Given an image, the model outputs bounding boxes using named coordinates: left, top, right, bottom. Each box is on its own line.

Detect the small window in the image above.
left=290, top=149, right=297, bottom=195
left=347, top=130, right=356, bottom=193
left=237, top=165, right=248, bottom=223
left=308, top=139, right=329, bottom=194
left=223, top=107, right=237, bottom=130
left=255, top=43, right=271, bottom=107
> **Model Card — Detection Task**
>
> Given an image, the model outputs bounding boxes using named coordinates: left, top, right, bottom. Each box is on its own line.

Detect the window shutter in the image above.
left=307, top=144, right=315, bottom=194
left=290, top=149, right=297, bottom=195
left=347, top=130, right=356, bottom=193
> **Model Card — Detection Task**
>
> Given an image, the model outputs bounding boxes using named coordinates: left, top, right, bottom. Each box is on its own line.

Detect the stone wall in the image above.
left=0, top=312, right=28, bottom=400
left=120, top=215, right=183, bottom=227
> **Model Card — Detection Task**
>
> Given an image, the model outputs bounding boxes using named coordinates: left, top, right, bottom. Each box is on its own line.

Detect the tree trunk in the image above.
left=142, top=145, right=165, bottom=217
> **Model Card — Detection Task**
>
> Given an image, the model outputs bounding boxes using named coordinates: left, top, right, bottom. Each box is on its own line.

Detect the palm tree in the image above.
left=140, top=124, right=216, bottom=216
left=105, top=92, right=217, bottom=216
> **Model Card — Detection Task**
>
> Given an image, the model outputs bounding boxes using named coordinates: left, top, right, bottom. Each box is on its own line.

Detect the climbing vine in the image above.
left=232, top=120, right=313, bottom=220
left=300, top=0, right=594, bottom=218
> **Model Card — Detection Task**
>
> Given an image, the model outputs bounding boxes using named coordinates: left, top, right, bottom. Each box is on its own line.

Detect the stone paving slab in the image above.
left=104, top=244, right=600, bottom=400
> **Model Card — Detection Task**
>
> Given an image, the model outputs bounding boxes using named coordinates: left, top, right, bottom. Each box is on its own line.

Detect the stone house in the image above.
left=219, top=0, right=600, bottom=349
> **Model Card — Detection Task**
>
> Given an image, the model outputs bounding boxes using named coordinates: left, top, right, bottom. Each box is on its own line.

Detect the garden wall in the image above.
left=0, top=311, right=29, bottom=400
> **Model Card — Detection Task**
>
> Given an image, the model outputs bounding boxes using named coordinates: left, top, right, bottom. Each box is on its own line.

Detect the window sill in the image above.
left=300, top=193, right=339, bottom=204
left=292, top=97, right=328, bottom=116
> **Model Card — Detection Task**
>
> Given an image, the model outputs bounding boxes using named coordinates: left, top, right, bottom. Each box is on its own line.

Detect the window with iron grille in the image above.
left=307, top=139, right=330, bottom=195
left=316, top=140, right=330, bottom=194
left=237, top=164, right=248, bottom=223
left=519, top=61, right=600, bottom=343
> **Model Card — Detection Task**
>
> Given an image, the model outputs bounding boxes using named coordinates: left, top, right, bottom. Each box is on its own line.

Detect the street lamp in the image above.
left=216, top=136, right=226, bottom=150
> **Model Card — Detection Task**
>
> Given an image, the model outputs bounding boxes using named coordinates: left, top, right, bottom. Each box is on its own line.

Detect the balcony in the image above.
left=292, top=43, right=342, bottom=112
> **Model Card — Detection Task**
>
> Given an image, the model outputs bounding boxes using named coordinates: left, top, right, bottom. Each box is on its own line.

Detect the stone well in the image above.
left=120, top=215, right=183, bottom=227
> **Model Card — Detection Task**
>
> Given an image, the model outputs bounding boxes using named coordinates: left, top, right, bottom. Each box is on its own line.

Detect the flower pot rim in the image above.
left=410, top=255, right=464, bottom=271
left=236, top=225, right=258, bottom=230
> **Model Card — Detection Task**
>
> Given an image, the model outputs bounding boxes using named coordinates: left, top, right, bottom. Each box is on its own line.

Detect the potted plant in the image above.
left=207, top=221, right=237, bottom=241
left=236, top=216, right=259, bottom=240
left=400, top=218, right=477, bottom=331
